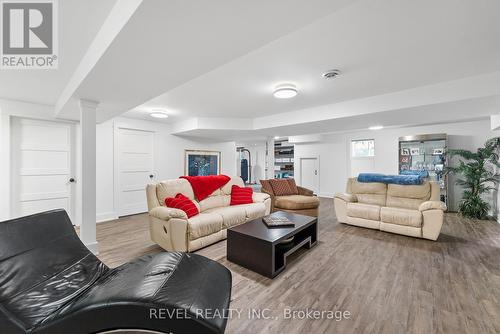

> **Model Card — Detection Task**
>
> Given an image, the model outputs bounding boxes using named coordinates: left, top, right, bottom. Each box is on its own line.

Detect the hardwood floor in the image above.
left=95, top=198, right=500, bottom=334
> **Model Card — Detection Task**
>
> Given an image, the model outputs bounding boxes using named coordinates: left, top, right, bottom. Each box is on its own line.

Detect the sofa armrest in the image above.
left=261, top=188, right=276, bottom=213
left=422, top=209, right=444, bottom=241
left=419, top=201, right=447, bottom=212
left=253, top=192, right=270, bottom=203
left=297, top=186, right=314, bottom=196
left=334, top=193, right=357, bottom=203
left=149, top=206, right=188, bottom=220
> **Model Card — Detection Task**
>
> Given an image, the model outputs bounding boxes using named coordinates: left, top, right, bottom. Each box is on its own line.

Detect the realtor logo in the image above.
left=1, top=0, right=58, bottom=69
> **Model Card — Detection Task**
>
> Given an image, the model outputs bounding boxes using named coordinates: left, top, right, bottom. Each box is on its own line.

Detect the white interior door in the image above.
left=117, top=128, right=154, bottom=216
left=11, top=118, right=75, bottom=220
left=300, top=157, right=319, bottom=194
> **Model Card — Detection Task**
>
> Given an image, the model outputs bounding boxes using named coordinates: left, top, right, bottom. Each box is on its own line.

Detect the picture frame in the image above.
left=401, top=148, right=410, bottom=156
left=433, top=148, right=444, bottom=155
left=184, top=150, right=221, bottom=176
left=410, top=147, right=420, bottom=156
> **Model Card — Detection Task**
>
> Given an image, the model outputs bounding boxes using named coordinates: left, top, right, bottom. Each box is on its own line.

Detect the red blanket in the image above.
left=180, top=175, right=231, bottom=201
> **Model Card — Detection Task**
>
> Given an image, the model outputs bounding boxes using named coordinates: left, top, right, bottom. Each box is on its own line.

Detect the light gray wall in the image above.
left=96, top=117, right=237, bottom=222
left=0, top=100, right=236, bottom=222
left=293, top=119, right=500, bottom=213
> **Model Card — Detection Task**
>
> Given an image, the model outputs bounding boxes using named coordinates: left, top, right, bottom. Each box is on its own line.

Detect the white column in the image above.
left=0, top=111, right=10, bottom=221
left=265, top=137, right=275, bottom=179
left=79, top=99, right=99, bottom=254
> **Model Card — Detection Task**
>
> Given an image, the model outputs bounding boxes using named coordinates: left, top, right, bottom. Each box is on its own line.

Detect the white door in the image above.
left=117, top=128, right=155, bottom=216
left=300, top=157, right=319, bottom=194
left=11, top=118, right=75, bottom=219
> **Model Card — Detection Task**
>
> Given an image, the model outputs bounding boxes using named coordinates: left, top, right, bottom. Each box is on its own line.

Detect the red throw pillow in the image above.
left=230, top=185, right=253, bottom=205
left=269, top=179, right=294, bottom=196
left=165, top=193, right=199, bottom=218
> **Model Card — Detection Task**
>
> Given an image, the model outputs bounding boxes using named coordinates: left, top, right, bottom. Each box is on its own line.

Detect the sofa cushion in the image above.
left=259, top=179, right=274, bottom=194
left=380, top=206, right=422, bottom=227
left=275, top=195, right=320, bottom=210
left=198, top=195, right=229, bottom=212
left=270, top=179, right=294, bottom=196
left=386, top=182, right=431, bottom=210
left=238, top=202, right=267, bottom=220
left=206, top=206, right=247, bottom=228
left=220, top=176, right=245, bottom=195
left=157, top=179, right=195, bottom=205
left=347, top=203, right=381, bottom=221
left=286, top=178, right=299, bottom=195
left=348, top=178, right=387, bottom=206
left=345, top=216, right=380, bottom=230
left=188, top=213, right=223, bottom=240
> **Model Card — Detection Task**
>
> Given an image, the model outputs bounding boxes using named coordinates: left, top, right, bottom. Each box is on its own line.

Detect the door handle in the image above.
left=69, top=178, right=75, bottom=183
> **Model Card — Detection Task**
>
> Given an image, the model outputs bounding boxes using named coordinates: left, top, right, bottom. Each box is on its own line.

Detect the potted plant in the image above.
left=445, top=137, right=500, bottom=220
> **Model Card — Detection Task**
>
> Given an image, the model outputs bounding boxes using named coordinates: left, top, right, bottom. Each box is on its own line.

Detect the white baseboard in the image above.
left=96, top=211, right=118, bottom=223
left=317, top=192, right=334, bottom=198
left=84, top=241, right=99, bottom=255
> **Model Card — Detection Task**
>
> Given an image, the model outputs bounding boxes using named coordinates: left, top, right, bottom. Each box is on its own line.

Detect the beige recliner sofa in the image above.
left=146, top=176, right=271, bottom=252
left=334, top=178, right=446, bottom=240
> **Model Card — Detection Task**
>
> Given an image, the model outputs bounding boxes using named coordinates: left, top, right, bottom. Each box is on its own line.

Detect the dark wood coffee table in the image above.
left=227, top=211, right=318, bottom=278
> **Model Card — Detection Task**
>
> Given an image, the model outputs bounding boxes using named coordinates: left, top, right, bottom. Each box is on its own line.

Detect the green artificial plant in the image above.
left=445, top=137, right=500, bottom=220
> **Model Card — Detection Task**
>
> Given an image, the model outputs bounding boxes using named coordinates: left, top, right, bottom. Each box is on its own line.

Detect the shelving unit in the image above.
left=274, top=139, right=294, bottom=178
left=398, top=133, right=448, bottom=206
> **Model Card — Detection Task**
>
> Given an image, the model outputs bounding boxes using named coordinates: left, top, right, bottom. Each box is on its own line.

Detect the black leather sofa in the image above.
left=0, top=210, right=232, bottom=334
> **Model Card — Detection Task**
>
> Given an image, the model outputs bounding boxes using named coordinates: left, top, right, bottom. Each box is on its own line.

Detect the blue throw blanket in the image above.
left=358, top=173, right=423, bottom=185
left=400, top=170, right=429, bottom=178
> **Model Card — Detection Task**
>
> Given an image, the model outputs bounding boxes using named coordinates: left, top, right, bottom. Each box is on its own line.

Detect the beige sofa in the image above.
left=334, top=178, right=447, bottom=240
left=146, top=176, right=271, bottom=252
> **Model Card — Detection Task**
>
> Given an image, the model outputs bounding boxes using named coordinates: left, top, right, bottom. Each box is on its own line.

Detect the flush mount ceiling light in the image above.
left=369, top=125, right=384, bottom=130
left=273, top=84, right=298, bottom=99
left=322, top=69, right=341, bottom=79
left=149, top=110, right=169, bottom=119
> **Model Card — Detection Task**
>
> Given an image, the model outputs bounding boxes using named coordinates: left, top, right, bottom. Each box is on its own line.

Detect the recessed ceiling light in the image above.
left=322, top=69, right=341, bottom=79
left=273, top=84, right=297, bottom=99
left=150, top=110, right=169, bottom=119
left=369, top=125, right=384, bottom=130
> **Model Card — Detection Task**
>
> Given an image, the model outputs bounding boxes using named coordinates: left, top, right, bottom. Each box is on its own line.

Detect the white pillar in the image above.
left=79, top=99, right=99, bottom=254
left=265, top=137, right=275, bottom=179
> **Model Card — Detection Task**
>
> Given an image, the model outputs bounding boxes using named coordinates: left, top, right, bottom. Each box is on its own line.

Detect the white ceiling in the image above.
left=0, top=0, right=116, bottom=105
left=127, top=0, right=500, bottom=124
left=172, top=96, right=500, bottom=142
left=60, top=0, right=352, bottom=120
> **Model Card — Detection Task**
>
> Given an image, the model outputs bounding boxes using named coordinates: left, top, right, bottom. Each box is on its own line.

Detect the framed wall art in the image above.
left=184, top=150, right=221, bottom=176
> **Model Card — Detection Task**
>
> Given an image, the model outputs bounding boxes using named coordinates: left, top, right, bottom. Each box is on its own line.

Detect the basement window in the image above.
left=351, top=139, right=375, bottom=158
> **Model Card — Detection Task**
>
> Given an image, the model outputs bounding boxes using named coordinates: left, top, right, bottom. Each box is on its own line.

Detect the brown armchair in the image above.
left=260, top=179, right=320, bottom=217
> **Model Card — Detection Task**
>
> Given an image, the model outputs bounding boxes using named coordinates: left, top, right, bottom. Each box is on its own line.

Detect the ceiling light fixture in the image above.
left=322, top=69, right=341, bottom=79
left=273, top=84, right=298, bottom=99
left=149, top=110, right=169, bottom=119
left=369, top=125, right=384, bottom=130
